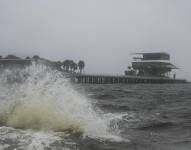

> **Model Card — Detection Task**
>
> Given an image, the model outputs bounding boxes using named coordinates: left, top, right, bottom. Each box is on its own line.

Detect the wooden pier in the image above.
left=72, top=74, right=187, bottom=84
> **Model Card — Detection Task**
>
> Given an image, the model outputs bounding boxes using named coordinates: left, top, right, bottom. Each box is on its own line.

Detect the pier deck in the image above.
left=72, top=74, right=187, bottom=84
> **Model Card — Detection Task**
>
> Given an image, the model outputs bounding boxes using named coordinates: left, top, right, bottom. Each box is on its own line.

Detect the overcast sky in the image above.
left=0, top=0, right=191, bottom=80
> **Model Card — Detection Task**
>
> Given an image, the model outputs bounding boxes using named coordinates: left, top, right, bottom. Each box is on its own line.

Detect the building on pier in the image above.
left=125, top=52, right=178, bottom=78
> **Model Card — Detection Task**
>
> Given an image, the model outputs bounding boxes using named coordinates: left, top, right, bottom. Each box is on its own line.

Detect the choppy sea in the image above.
left=0, top=65, right=191, bottom=150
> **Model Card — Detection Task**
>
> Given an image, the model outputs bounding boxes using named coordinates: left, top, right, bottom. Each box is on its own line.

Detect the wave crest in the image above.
left=0, top=64, right=118, bottom=139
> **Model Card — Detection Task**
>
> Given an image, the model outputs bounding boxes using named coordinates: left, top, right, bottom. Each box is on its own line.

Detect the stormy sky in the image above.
left=0, top=0, right=191, bottom=80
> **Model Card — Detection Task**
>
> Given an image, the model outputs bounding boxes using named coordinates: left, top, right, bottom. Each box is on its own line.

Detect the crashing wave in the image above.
left=0, top=63, right=120, bottom=140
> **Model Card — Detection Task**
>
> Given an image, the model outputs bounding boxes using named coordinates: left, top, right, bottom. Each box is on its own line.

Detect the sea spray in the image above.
left=0, top=64, right=120, bottom=139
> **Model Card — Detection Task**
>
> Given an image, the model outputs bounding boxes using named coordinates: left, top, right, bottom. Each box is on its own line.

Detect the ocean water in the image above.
left=0, top=65, right=191, bottom=150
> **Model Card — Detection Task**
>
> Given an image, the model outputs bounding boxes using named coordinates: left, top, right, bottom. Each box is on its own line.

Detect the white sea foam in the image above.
left=0, top=126, right=71, bottom=150
left=0, top=64, right=122, bottom=142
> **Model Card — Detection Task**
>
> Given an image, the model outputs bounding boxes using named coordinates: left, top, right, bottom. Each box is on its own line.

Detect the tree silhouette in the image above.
left=25, top=56, right=31, bottom=59
left=32, top=55, right=40, bottom=61
left=63, top=60, right=70, bottom=72
left=73, top=63, right=78, bottom=73
left=55, top=61, right=62, bottom=71
left=5, top=55, right=21, bottom=59
left=78, top=60, right=85, bottom=74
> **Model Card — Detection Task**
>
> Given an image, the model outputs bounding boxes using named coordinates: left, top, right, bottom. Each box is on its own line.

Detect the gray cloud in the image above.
left=0, top=0, right=191, bottom=80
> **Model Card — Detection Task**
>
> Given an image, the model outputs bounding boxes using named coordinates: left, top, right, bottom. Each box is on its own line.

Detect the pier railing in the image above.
left=71, top=74, right=187, bottom=84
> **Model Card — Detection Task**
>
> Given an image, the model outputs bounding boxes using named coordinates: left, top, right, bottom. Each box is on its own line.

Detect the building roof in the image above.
left=131, top=52, right=170, bottom=55
left=131, top=52, right=171, bottom=61
left=132, top=61, right=178, bottom=69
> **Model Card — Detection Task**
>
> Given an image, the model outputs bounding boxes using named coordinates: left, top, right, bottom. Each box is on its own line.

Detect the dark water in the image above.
left=1, top=69, right=191, bottom=150
left=78, top=84, right=191, bottom=150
